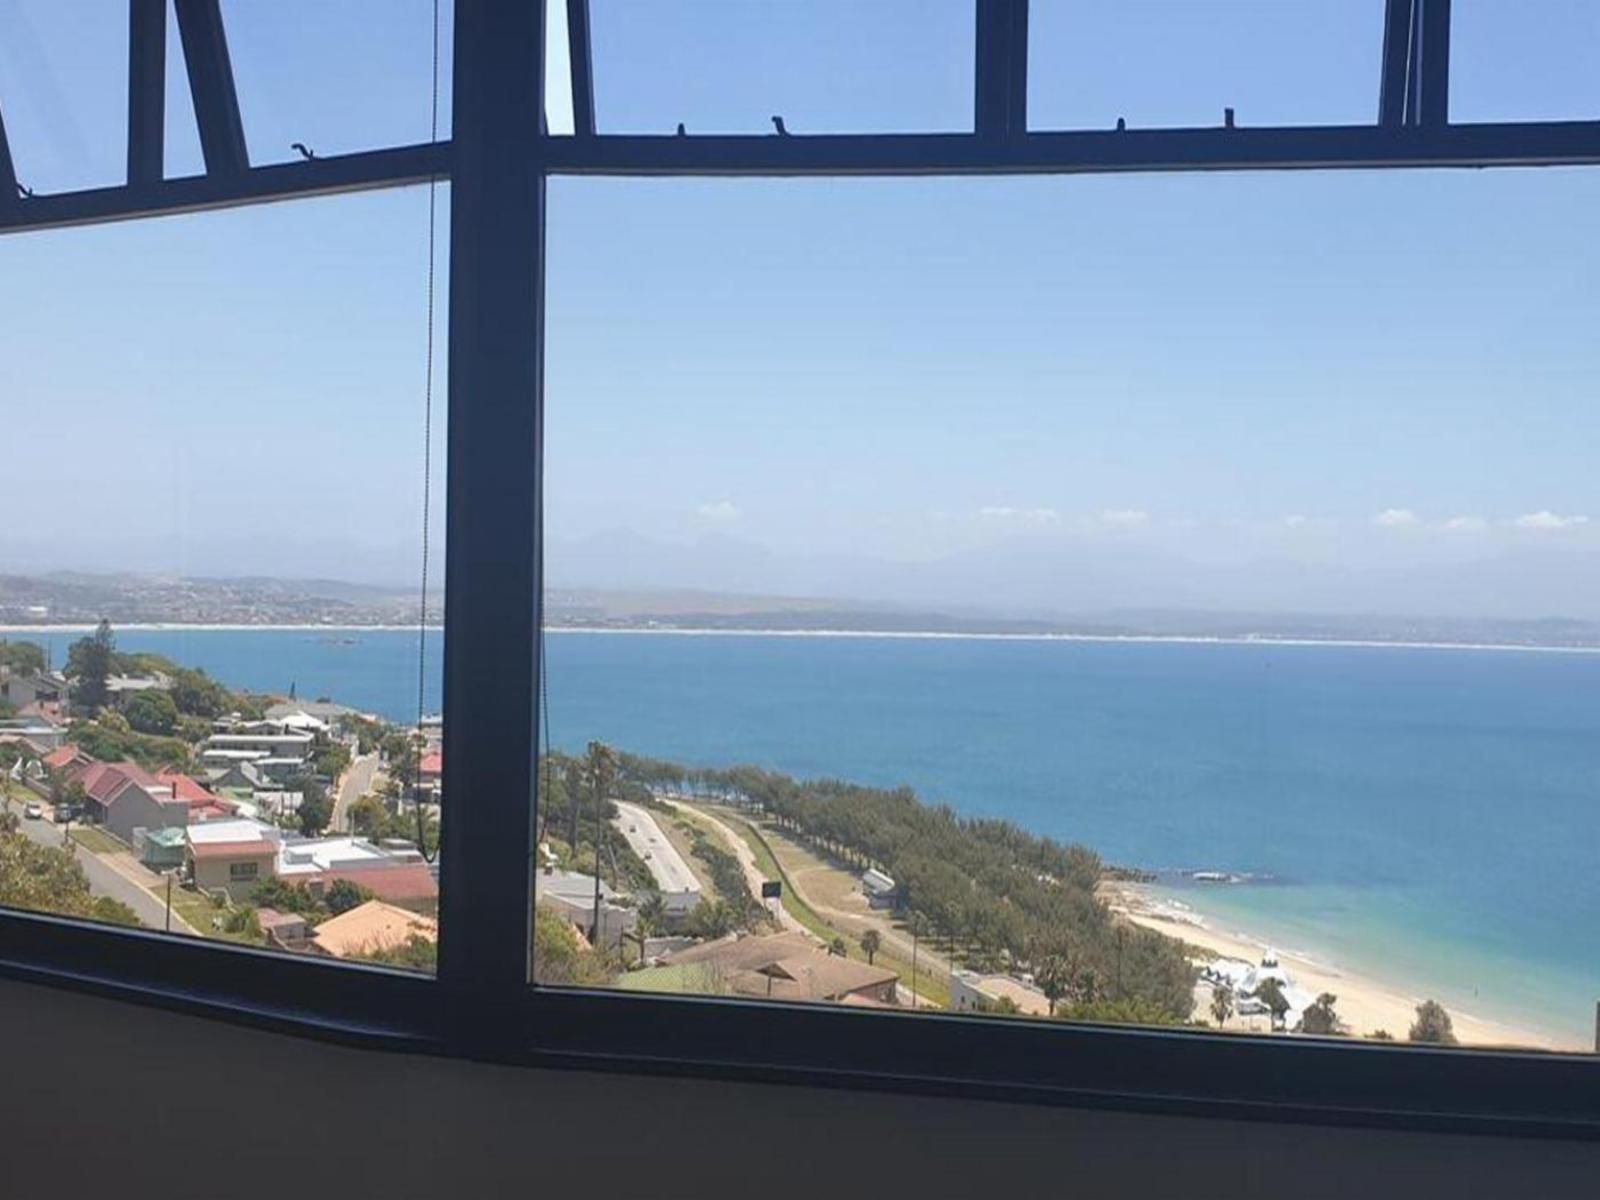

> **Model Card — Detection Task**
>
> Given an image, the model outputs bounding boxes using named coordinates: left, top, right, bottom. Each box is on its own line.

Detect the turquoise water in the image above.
left=61, top=626, right=1600, bottom=1043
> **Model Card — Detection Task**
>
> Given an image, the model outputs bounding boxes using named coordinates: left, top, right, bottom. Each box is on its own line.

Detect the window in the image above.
left=588, top=0, right=975, bottom=134
left=0, top=186, right=446, bottom=973
left=1029, top=0, right=1386, bottom=131
left=3, top=0, right=1599, bottom=1139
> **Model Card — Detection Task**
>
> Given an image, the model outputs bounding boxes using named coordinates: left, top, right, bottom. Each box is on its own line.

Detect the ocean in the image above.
left=34, top=625, right=1600, bottom=1044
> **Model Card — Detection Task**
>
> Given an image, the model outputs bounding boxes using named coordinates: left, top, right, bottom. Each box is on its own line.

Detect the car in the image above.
left=23, top=802, right=44, bottom=820
left=54, top=805, right=75, bottom=824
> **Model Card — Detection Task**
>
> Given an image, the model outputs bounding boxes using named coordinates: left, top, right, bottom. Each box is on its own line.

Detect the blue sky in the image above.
left=3, top=2, right=1600, bottom=617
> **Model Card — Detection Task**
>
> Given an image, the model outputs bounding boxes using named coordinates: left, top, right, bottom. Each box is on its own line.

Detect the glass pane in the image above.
left=539, top=169, right=1600, bottom=1053
left=0, top=0, right=127, bottom=194
left=589, top=0, right=974, bottom=135
left=1452, top=0, right=1600, bottom=123
left=0, top=187, right=447, bottom=973
left=164, top=0, right=206, bottom=180
left=220, top=0, right=453, bottom=166
left=546, top=0, right=576, bottom=136
left=1030, top=0, right=1386, bottom=131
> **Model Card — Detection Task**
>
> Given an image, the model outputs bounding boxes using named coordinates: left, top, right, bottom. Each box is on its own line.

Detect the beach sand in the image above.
left=1105, top=882, right=1582, bottom=1053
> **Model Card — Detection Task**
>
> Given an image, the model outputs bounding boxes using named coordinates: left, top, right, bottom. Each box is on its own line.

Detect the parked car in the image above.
left=23, top=802, right=44, bottom=820
left=54, top=805, right=76, bottom=824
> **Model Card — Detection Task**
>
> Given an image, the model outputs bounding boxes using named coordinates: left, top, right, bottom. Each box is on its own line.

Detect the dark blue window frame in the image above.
left=1, top=0, right=1598, bottom=1140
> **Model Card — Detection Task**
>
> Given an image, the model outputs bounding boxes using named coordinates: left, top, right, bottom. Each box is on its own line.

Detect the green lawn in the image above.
left=69, top=826, right=128, bottom=855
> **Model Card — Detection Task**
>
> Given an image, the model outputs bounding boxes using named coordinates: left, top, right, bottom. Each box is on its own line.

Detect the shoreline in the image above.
left=5, top=622, right=1600, bottom=656
left=1106, top=882, right=1581, bottom=1052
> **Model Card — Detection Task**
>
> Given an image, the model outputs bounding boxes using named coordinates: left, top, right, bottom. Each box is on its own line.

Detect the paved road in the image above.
left=613, top=800, right=702, bottom=899
left=2, top=791, right=190, bottom=933
left=332, top=752, right=380, bottom=831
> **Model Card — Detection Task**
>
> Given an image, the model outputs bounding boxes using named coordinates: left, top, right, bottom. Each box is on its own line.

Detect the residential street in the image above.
left=331, top=751, right=380, bottom=831
left=2, top=790, right=193, bottom=934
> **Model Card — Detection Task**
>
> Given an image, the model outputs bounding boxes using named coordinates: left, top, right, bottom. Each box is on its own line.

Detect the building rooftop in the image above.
left=311, top=900, right=437, bottom=959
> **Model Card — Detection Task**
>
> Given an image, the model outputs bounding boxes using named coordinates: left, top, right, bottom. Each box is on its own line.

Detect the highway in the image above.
left=612, top=800, right=702, bottom=900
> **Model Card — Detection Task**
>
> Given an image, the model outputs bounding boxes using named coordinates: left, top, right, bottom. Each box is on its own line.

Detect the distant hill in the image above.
left=5, top=572, right=1599, bottom=649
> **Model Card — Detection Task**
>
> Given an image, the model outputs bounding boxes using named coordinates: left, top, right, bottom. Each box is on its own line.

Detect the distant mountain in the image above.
left=0, top=572, right=438, bottom=627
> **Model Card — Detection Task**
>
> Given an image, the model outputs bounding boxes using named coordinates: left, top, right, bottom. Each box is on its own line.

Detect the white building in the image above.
left=535, top=868, right=637, bottom=948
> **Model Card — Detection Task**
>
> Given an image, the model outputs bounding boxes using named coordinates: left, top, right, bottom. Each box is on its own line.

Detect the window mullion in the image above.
left=436, top=0, right=546, bottom=1046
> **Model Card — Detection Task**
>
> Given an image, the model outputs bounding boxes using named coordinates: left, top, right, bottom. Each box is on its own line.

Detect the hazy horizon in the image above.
left=6, top=4, right=1599, bottom=625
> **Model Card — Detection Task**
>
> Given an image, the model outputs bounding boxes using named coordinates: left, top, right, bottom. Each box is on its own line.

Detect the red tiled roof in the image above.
left=157, top=768, right=220, bottom=807
left=187, top=803, right=237, bottom=824
left=76, top=761, right=159, bottom=804
left=304, top=863, right=439, bottom=905
left=188, top=840, right=277, bottom=861
left=419, top=751, right=442, bottom=776
left=43, top=745, right=90, bottom=771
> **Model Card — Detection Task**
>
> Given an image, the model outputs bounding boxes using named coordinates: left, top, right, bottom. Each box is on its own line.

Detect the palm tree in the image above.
left=637, top=892, right=667, bottom=938
left=1036, top=955, right=1070, bottom=1016
left=1209, top=983, right=1234, bottom=1027
left=860, top=928, right=881, bottom=965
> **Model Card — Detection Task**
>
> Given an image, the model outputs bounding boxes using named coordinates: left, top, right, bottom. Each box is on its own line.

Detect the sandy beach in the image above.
left=1106, top=882, right=1582, bottom=1052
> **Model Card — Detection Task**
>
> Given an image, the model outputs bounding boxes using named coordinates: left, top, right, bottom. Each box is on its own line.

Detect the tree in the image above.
left=1035, top=954, right=1070, bottom=1016
left=1253, top=977, right=1291, bottom=1028
left=637, top=891, right=667, bottom=937
left=0, top=639, right=46, bottom=675
left=1209, top=983, right=1234, bottom=1027
left=69, top=620, right=115, bottom=713
left=1298, top=992, right=1343, bottom=1036
left=324, top=878, right=373, bottom=916
left=829, top=936, right=847, bottom=957
left=1409, top=999, right=1458, bottom=1045
left=531, top=902, right=612, bottom=986
left=686, top=898, right=735, bottom=939
left=297, top=791, right=331, bottom=837
left=285, top=773, right=330, bottom=836
left=860, top=928, right=882, bottom=965
left=124, top=688, right=178, bottom=736
left=0, top=826, right=139, bottom=927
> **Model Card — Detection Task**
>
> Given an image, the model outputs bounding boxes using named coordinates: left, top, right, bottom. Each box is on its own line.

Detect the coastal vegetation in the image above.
left=612, top=753, right=1196, bottom=1021
left=1409, top=999, right=1457, bottom=1045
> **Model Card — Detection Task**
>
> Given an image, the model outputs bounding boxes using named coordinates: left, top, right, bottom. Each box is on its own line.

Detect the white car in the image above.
left=23, top=802, right=44, bottom=820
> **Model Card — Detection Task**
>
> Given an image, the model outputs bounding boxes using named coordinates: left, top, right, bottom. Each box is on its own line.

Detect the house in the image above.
left=0, top=667, right=67, bottom=716
left=42, top=745, right=92, bottom=774
left=310, top=900, right=437, bottom=960
left=662, top=932, right=900, bottom=1005
left=265, top=700, right=353, bottom=726
left=135, top=826, right=189, bottom=871
left=105, top=673, right=170, bottom=705
left=950, top=970, right=1052, bottom=1016
left=204, top=759, right=269, bottom=793
left=0, top=714, right=67, bottom=751
left=186, top=819, right=282, bottom=902
left=861, top=867, right=897, bottom=907
left=71, top=761, right=193, bottom=844
left=256, top=908, right=309, bottom=950
left=276, top=835, right=439, bottom=911
left=534, top=868, right=636, bottom=947
left=154, top=768, right=236, bottom=823
left=418, top=750, right=442, bottom=800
